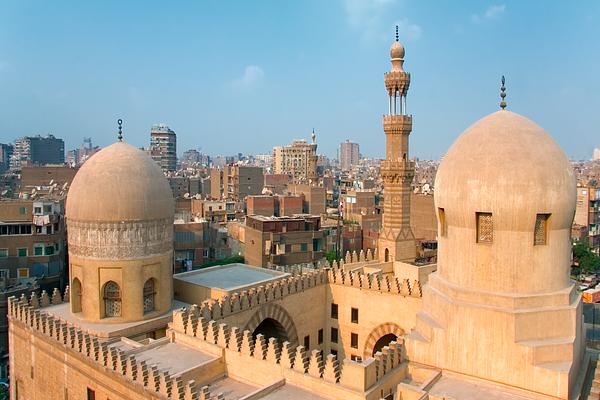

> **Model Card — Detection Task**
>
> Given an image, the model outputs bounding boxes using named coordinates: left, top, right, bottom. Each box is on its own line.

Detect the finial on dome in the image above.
left=395, top=25, right=399, bottom=41
left=311, top=128, right=316, bottom=144
left=500, top=76, right=507, bottom=110
left=117, top=119, right=123, bottom=141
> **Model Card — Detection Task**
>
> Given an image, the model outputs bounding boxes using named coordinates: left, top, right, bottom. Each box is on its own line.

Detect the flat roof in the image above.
left=174, top=263, right=289, bottom=291
left=132, top=341, right=216, bottom=375
left=43, top=300, right=189, bottom=338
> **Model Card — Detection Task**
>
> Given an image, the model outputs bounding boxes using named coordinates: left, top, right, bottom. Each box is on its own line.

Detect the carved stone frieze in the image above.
left=67, top=218, right=173, bottom=259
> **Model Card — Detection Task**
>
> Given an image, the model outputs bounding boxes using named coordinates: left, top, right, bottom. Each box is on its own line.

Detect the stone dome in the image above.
left=390, top=41, right=405, bottom=60
left=67, top=141, right=174, bottom=222
left=434, top=110, right=576, bottom=294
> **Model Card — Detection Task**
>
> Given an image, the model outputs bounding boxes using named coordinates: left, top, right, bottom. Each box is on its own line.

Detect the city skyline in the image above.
left=0, top=1, right=599, bottom=159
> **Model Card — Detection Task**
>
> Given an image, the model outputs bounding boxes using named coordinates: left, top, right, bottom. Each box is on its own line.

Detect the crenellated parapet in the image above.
left=326, top=265, right=422, bottom=298
left=170, top=308, right=407, bottom=395
left=194, top=269, right=327, bottom=322
left=8, top=295, right=214, bottom=400
left=383, top=114, right=412, bottom=134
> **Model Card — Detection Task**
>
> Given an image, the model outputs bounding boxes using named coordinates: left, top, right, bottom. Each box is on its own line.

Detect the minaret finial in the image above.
left=117, top=118, right=123, bottom=141
left=500, top=76, right=507, bottom=110
left=395, top=25, right=399, bottom=42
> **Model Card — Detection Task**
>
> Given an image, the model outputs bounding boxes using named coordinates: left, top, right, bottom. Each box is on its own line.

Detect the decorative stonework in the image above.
left=67, top=218, right=173, bottom=259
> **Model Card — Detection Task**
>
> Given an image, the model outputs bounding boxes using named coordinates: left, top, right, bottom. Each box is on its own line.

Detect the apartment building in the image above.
left=150, top=124, right=177, bottom=173
left=210, top=165, right=264, bottom=201
left=575, top=186, right=600, bottom=253
left=272, top=138, right=318, bottom=183
left=244, top=215, right=325, bottom=267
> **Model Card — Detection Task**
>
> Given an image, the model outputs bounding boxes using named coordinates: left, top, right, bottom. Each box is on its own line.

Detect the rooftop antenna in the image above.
left=500, top=76, right=507, bottom=110
left=117, top=118, right=123, bottom=141
left=395, top=25, right=399, bottom=41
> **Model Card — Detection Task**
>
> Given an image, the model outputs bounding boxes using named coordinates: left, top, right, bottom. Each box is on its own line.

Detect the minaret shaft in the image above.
left=378, top=37, right=416, bottom=263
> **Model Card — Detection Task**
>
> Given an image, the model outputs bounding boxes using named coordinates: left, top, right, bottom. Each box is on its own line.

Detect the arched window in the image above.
left=143, top=279, right=155, bottom=313
left=384, top=248, right=390, bottom=262
left=71, top=278, right=82, bottom=313
left=103, top=281, right=121, bottom=317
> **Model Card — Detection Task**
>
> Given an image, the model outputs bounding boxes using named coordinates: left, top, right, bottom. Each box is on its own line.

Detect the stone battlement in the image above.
left=8, top=295, right=206, bottom=399
left=170, top=307, right=407, bottom=396
left=327, top=267, right=422, bottom=298
left=193, top=269, right=327, bottom=322
left=327, top=250, right=423, bottom=298
left=9, top=285, right=408, bottom=399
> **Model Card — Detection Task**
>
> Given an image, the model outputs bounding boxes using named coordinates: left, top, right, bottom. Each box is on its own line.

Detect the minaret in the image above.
left=378, top=27, right=416, bottom=263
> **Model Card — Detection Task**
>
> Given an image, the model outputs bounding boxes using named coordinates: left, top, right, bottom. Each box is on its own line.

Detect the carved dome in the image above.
left=67, top=141, right=174, bottom=222
left=434, top=110, right=576, bottom=294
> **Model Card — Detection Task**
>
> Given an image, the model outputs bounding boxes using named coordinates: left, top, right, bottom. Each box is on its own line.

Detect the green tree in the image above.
left=573, top=242, right=600, bottom=273
left=326, top=250, right=337, bottom=265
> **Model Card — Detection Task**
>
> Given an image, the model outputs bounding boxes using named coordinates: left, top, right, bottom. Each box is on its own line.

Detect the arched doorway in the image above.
left=252, top=318, right=289, bottom=343
left=372, top=333, right=397, bottom=356
left=363, top=322, right=404, bottom=359
left=244, top=303, right=299, bottom=347
left=385, top=248, right=390, bottom=262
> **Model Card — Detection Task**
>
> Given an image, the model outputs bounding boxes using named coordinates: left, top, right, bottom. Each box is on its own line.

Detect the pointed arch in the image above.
left=244, top=303, right=298, bottom=347
left=363, top=322, right=404, bottom=359
left=103, top=281, right=121, bottom=318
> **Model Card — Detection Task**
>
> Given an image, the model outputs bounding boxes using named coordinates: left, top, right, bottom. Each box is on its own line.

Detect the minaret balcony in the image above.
left=384, top=71, right=411, bottom=93
left=383, top=115, right=412, bottom=134
left=380, top=159, right=415, bottom=174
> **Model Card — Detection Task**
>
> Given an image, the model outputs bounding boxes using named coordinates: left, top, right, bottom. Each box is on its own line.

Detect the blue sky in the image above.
left=0, top=0, right=598, bottom=159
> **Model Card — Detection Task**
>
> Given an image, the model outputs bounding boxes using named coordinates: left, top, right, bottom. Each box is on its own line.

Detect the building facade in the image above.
left=244, top=215, right=325, bottom=267
left=340, top=140, right=360, bottom=172
left=0, top=143, right=13, bottom=173
left=10, top=134, right=65, bottom=170
left=210, top=165, right=264, bottom=201
left=575, top=185, right=600, bottom=254
left=273, top=136, right=318, bottom=183
left=150, top=124, right=177, bottom=173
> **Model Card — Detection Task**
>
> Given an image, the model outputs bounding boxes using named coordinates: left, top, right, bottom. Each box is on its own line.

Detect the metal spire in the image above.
left=395, top=25, right=399, bottom=42
left=117, top=119, right=123, bottom=141
left=500, top=76, right=507, bottom=110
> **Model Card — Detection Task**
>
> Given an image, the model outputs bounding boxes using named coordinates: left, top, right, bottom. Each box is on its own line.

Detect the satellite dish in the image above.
left=184, top=193, right=190, bottom=198
left=1, top=190, right=8, bottom=196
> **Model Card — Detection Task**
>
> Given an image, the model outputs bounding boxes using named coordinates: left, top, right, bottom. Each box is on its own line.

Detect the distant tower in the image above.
left=378, top=27, right=416, bottom=263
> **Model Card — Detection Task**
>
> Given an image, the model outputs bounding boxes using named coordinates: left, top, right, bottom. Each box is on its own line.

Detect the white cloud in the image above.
left=395, top=18, right=422, bottom=40
left=231, top=65, right=265, bottom=89
left=343, top=0, right=420, bottom=42
left=471, top=4, right=506, bottom=24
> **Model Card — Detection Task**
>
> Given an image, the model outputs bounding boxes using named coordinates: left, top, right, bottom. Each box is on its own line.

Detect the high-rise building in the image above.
left=593, top=147, right=600, bottom=161
left=272, top=133, right=318, bottom=183
left=150, top=124, right=177, bottom=173
left=339, top=140, right=360, bottom=171
left=10, top=135, right=65, bottom=170
left=378, top=34, right=416, bottom=263
left=0, top=143, right=13, bottom=173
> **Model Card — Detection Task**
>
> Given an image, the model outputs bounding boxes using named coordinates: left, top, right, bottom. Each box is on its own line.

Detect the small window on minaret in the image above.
left=438, top=208, right=447, bottom=237
left=534, top=214, right=550, bottom=245
left=476, top=212, right=493, bottom=243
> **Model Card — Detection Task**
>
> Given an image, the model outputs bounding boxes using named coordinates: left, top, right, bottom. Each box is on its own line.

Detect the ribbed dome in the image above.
left=67, top=141, right=174, bottom=222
